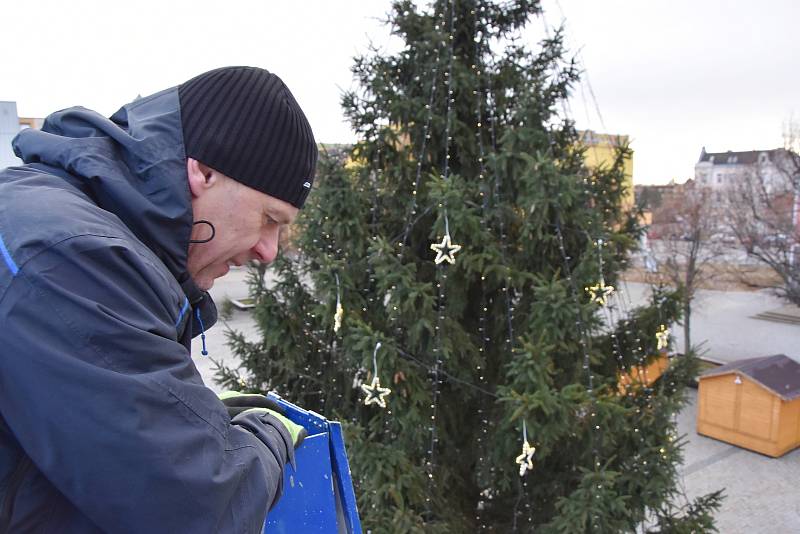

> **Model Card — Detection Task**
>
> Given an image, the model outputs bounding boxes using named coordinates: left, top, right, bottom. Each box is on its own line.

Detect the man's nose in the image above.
left=251, top=227, right=279, bottom=264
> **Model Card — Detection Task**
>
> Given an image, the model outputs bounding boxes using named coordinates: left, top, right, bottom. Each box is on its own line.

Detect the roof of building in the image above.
left=697, top=148, right=785, bottom=165
left=700, top=354, right=800, bottom=401
left=579, top=129, right=629, bottom=146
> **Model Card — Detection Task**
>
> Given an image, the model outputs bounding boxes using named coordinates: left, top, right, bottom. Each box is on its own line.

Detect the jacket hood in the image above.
left=12, top=87, right=193, bottom=285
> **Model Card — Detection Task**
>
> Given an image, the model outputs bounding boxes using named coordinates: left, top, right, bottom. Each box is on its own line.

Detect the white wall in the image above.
left=0, top=101, right=21, bottom=170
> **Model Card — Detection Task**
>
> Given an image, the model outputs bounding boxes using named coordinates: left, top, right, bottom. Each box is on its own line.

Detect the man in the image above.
left=0, top=66, right=316, bottom=532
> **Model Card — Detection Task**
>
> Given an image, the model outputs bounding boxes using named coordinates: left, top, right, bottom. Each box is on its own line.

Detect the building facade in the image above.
left=580, top=130, right=634, bottom=209
left=0, top=101, right=43, bottom=171
left=0, top=101, right=21, bottom=170
left=694, top=147, right=794, bottom=201
left=696, top=147, right=800, bottom=261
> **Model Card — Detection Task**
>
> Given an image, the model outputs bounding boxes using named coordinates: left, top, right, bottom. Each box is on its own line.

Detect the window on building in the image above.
left=716, top=173, right=722, bottom=183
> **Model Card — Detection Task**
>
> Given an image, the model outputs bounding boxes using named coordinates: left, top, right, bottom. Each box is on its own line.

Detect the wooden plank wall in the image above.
left=617, top=353, right=669, bottom=394
left=697, top=373, right=800, bottom=457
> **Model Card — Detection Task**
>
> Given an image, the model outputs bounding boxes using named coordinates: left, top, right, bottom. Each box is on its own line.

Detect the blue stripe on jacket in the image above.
left=175, top=297, right=190, bottom=328
left=0, top=231, right=18, bottom=276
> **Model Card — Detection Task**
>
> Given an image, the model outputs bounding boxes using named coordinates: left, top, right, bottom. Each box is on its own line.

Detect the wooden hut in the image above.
left=617, top=352, right=669, bottom=394
left=697, top=354, right=800, bottom=457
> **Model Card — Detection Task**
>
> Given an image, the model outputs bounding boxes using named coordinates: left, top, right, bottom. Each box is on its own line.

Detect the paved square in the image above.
left=678, top=390, right=800, bottom=533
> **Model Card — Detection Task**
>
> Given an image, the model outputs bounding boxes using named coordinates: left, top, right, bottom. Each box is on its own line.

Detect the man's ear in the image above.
left=187, top=158, right=218, bottom=198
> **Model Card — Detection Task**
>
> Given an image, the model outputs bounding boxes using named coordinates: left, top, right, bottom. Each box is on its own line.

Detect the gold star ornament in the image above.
left=656, top=324, right=670, bottom=350
left=430, top=234, right=462, bottom=265
left=585, top=281, right=615, bottom=306
left=515, top=440, right=536, bottom=477
left=361, top=376, right=391, bottom=408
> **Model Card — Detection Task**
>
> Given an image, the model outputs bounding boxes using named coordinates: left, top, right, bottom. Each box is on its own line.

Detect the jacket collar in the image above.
left=13, top=87, right=196, bottom=290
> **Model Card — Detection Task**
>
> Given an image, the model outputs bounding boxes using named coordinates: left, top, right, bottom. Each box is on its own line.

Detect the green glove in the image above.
left=239, top=408, right=307, bottom=449
left=219, top=391, right=307, bottom=448
left=219, top=390, right=283, bottom=416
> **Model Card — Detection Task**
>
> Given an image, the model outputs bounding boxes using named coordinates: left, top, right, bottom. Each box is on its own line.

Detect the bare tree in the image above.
left=655, top=184, right=720, bottom=355
left=726, top=145, right=800, bottom=305
left=783, top=114, right=800, bottom=154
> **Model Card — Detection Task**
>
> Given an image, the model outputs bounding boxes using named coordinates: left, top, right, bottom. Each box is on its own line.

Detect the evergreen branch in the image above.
left=393, top=346, right=499, bottom=399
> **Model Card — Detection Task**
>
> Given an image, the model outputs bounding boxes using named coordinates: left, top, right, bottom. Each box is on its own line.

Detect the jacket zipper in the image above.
left=0, top=454, right=33, bottom=534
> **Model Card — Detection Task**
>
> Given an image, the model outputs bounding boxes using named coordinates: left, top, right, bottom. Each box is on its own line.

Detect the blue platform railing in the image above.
left=263, top=393, right=362, bottom=533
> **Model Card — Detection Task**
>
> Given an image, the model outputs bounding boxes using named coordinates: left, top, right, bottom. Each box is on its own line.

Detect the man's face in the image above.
left=186, top=159, right=299, bottom=290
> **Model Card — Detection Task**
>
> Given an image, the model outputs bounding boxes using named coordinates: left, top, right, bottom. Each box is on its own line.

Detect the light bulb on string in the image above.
left=553, top=217, right=600, bottom=486
left=472, top=19, right=494, bottom=521
left=424, top=0, right=459, bottom=510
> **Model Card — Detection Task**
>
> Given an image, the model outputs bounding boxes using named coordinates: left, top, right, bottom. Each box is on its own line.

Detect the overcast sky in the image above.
left=1, top=0, right=797, bottom=184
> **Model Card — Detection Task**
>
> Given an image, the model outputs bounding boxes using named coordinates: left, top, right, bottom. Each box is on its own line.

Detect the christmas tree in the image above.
left=217, top=1, right=722, bottom=531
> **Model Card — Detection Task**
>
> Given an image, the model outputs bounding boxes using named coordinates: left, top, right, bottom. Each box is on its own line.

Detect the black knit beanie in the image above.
left=178, top=66, right=317, bottom=208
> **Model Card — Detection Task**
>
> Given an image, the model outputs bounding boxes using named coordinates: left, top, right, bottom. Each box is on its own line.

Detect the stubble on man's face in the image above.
left=186, top=176, right=297, bottom=290
left=187, top=180, right=254, bottom=289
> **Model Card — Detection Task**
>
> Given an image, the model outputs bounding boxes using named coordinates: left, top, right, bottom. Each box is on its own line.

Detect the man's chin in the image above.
left=196, top=278, right=214, bottom=291
left=194, top=264, right=230, bottom=291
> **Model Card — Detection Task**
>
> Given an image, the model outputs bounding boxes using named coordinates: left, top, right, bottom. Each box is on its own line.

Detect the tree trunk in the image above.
left=683, top=302, right=691, bottom=356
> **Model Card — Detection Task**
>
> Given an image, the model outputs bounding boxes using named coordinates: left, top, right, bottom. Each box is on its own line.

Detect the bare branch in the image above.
left=723, top=146, right=800, bottom=305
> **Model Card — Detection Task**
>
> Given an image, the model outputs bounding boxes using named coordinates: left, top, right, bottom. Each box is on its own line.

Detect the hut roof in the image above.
left=701, top=355, right=800, bottom=401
